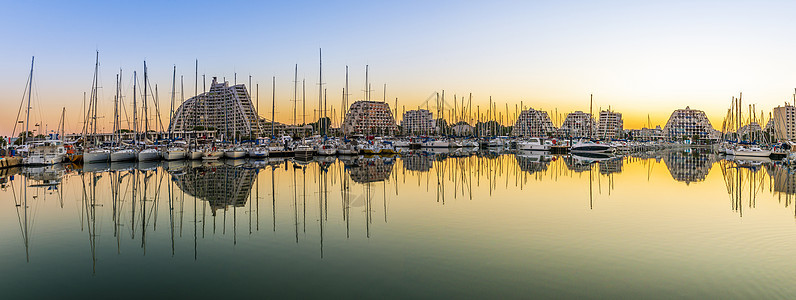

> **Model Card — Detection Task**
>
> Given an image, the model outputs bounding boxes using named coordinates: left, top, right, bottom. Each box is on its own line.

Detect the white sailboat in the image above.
left=18, top=57, right=66, bottom=165
left=83, top=52, right=110, bottom=163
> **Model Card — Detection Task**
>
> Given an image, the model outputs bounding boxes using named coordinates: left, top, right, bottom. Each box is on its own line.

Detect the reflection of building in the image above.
left=767, top=164, right=796, bottom=195
left=558, top=111, right=595, bottom=138
left=663, top=107, right=719, bottom=141
left=402, top=109, right=435, bottom=135
left=173, top=165, right=256, bottom=214
left=663, top=149, right=714, bottom=184
left=345, top=157, right=394, bottom=183
left=515, top=152, right=551, bottom=175
left=772, top=105, right=796, bottom=141
left=597, top=109, right=623, bottom=139
left=599, top=158, right=623, bottom=174
left=169, top=77, right=264, bottom=138
left=401, top=155, right=433, bottom=172
left=513, top=108, right=556, bottom=137
left=342, top=101, right=397, bottom=135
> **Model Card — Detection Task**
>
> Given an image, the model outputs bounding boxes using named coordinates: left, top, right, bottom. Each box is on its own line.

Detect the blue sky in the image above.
left=2, top=0, right=796, bottom=135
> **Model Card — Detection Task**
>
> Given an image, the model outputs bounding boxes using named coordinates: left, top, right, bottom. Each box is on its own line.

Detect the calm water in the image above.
left=2, top=148, right=796, bottom=298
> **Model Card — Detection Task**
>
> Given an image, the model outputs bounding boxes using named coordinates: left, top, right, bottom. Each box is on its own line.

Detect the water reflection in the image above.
left=172, top=163, right=256, bottom=214
left=7, top=149, right=796, bottom=298
left=664, top=148, right=715, bottom=184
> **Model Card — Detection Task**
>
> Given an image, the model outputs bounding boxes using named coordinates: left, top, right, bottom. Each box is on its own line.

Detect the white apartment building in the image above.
left=597, top=109, right=623, bottom=139
left=342, top=101, right=398, bottom=135
left=558, top=111, right=595, bottom=138
left=401, top=109, right=435, bottom=135
left=512, top=108, right=556, bottom=137
left=663, top=106, right=719, bottom=141
left=169, top=77, right=264, bottom=139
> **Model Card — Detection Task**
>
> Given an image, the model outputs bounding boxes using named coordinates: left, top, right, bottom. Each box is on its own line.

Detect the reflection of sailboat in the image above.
left=719, top=158, right=766, bottom=216
left=515, top=150, right=552, bottom=175
left=724, top=155, right=771, bottom=170
left=24, top=164, right=66, bottom=186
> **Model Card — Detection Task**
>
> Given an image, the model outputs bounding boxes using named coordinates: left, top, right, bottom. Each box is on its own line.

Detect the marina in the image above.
left=6, top=1, right=796, bottom=297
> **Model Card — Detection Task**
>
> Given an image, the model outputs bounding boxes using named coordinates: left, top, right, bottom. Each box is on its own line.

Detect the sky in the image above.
left=2, top=0, right=796, bottom=136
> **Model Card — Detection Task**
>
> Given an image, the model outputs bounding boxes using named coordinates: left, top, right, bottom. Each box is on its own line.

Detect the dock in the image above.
left=0, top=157, right=22, bottom=169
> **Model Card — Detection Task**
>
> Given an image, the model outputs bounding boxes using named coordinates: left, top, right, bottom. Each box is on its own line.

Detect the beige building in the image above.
left=772, top=105, right=796, bottom=141
left=597, top=109, right=623, bottom=139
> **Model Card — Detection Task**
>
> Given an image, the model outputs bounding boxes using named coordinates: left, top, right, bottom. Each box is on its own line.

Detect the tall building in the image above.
left=772, top=105, right=796, bottom=141
left=169, top=77, right=264, bottom=138
left=663, top=106, right=719, bottom=141
left=558, top=111, right=595, bottom=137
left=512, top=108, right=556, bottom=137
left=342, top=101, right=397, bottom=135
left=597, top=109, right=623, bottom=139
left=401, top=109, right=435, bottom=135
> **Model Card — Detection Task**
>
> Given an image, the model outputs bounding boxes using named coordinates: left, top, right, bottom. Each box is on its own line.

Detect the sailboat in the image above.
left=19, top=57, right=66, bottom=166
left=137, top=61, right=161, bottom=162
left=726, top=94, right=772, bottom=158
left=163, top=66, right=186, bottom=160
left=83, top=52, right=110, bottom=163
left=189, top=61, right=204, bottom=160
left=111, top=69, right=137, bottom=162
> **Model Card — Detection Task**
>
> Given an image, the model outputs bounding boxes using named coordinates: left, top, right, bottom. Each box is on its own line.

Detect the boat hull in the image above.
left=138, top=150, right=161, bottom=161
left=111, top=150, right=137, bottom=162
left=163, top=150, right=186, bottom=160
left=224, top=151, right=246, bottom=159
left=202, top=151, right=224, bottom=160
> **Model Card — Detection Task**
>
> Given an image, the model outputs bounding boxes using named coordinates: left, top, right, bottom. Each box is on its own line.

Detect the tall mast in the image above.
left=589, top=94, right=593, bottom=139
left=293, top=64, right=298, bottom=131
left=344, top=66, right=349, bottom=135
left=256, top=83, right=259, bottom=138
left=180, top=75, right=183, bottom=140
left=272, top=76, right=276, bottom=138
left=91, top=51, right=99, bottom=138
left=114, top=73, right=119, bottom=144
left=133, top=71, right=137, bottom=144
left=365, top=65, right=369, bottom=101
left=203, top=75, right=208, bottom=140
left=24, top=57, right=33, bottom=145
left=318, top=48, right=325, bottom=133
left=302, top=79, right=306, bottom=137
left=143, top=61, right=149, bottom=142
left=170, top=65, right=176, bottom=139
left=194, top=59, right=198, bottom=142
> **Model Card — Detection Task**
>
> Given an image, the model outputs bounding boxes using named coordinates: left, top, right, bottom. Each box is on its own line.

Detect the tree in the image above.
left=13, top=131, right=33, bottom=145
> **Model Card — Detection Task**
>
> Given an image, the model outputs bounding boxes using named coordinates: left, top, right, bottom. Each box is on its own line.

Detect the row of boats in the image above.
left=12, top=134, right=660, bottom=166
